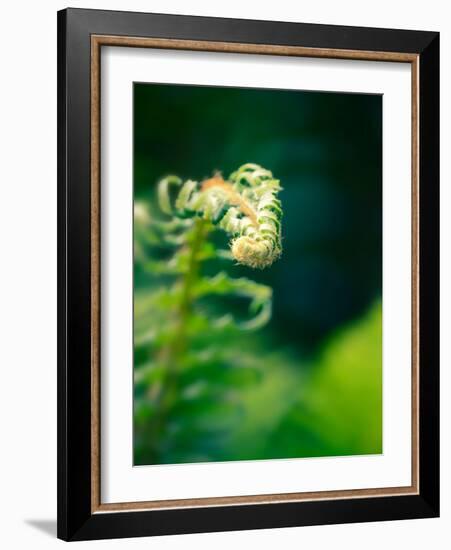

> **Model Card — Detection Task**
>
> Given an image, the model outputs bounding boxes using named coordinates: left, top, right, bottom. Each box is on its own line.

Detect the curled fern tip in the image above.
left=158, top=163, right=283, bottom=269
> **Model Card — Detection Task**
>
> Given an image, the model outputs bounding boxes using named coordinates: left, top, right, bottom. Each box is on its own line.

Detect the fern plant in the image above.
left=134, top=163, right=283, bottom=464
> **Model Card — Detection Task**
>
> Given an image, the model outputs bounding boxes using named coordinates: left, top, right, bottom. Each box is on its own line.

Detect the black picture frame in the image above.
left=57, top=7, right=439, bottom=541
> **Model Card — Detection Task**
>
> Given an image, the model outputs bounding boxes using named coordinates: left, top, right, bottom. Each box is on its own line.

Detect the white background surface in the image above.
left=102, top=48, right=412, bottom=503
left=0, top=0, right=448, bottom=548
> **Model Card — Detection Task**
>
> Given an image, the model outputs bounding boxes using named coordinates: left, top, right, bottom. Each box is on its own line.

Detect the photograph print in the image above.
left=132, top=82, right=382, bottom=467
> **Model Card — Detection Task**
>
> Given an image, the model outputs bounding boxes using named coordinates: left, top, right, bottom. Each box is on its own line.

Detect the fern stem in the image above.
left=177, top=218, right=209, bottom=336
left=148, top=218, right=209, bottom=459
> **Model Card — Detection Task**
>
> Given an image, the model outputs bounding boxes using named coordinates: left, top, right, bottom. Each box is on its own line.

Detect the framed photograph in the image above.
left=57, top=8, right=439, bottom=541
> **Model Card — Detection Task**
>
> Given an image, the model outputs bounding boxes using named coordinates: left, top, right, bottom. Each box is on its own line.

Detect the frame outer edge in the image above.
left=418, top=32, right=440, bottom=515
left=57, top=8, right=68, bottom=542
left=58, top=7, right=97, bottom=540
left=67, top=7, right=438, bottom=54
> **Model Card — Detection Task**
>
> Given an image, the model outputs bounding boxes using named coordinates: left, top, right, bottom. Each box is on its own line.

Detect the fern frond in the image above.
left=158, top=164, right=283, bottom=269
left=193, top=272, right=272, bottom=331
left=134, top=164, right=284, bottom=465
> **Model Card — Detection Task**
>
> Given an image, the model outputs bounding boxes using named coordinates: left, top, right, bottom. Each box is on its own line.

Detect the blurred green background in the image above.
left=133, top=83, right=382, bottom=465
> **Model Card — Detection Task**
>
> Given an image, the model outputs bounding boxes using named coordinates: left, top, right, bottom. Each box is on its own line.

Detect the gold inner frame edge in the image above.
left=90, top=35, right=420, bottom=514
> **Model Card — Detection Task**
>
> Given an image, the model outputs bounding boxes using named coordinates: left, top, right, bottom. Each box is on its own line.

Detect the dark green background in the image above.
left=134, top=83, right=382, bottom=352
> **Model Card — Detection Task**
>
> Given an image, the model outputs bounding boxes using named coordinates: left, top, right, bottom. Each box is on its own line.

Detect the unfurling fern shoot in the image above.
left=134, top=164, right=283, bottom=464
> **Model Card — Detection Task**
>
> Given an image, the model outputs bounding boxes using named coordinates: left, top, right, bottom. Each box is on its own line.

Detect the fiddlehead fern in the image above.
left=158, top=163, right=283, bottom=269
left=134, top=164, right=283, bottom=464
